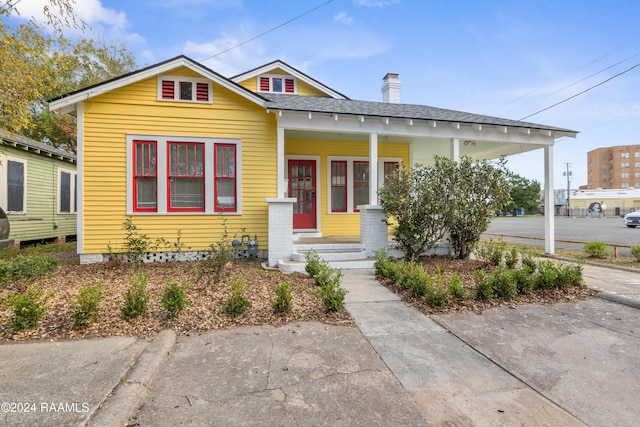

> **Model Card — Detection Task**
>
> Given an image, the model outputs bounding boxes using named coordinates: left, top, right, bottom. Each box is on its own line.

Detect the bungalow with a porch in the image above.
left=49, top=56, right=576, bottom=269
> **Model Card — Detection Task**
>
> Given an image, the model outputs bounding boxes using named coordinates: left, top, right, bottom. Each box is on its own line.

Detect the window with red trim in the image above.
left=330, top=161, right=347, bottom=212
left=214, top=144, right=236, bottom=212
left=257, top=75, right=296, bottom=94
left=133, top=140, right=157, bottom=212
left=353, top=161, right=369, bottom=211
left=158, top=77, right=211, bottom=103
left=383, top=162, right=400, bottom=185
left=167, top=142, right=204, bottom=212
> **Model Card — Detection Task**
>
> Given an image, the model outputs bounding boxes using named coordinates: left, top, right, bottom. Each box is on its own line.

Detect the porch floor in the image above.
left=293, top=235, right=396, bottom=245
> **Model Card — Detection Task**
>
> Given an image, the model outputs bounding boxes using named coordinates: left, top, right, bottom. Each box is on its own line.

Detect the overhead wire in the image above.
left=197, top=0, right=334, bottom=64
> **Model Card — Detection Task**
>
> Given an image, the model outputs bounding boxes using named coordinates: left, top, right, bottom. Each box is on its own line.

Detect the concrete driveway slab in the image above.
left=131, top=322, right=426, bottom=426
left=0, top=337, right=147, bottom=427
left=433, top=299, right=640, bottom=427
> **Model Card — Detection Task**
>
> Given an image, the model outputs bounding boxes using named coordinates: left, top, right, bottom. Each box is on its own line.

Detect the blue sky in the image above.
left=9, top=0, right=640, bottom=189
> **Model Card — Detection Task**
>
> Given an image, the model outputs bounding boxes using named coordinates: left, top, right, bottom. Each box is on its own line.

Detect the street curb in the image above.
left=596, top=292, right=640, bottom=310
left=86, top=329, right=177, bottom=427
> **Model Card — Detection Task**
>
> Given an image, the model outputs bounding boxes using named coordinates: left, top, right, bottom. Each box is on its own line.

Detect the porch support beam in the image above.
left=451, top=138, right=460, bottom=162
left=544, top=145, right=555, bottom=255
left=277, top=126, right=286, bottom=198
left=369, top=133, right=379, bottom=205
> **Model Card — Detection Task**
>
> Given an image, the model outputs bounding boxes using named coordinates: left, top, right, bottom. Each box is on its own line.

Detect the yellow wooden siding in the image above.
left=82, top=70, right=277, bottom=254
left=236, top=67, right=330, bottom=97
left=285, top=139, right=409, bottom=236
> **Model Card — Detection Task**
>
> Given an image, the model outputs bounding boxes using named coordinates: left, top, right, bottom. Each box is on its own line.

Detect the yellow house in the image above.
left=49, top=56, right=577, bottom=268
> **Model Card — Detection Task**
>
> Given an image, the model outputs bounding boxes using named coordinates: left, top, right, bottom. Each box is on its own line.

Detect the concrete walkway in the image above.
left=341, top=269, right=586, bottom=426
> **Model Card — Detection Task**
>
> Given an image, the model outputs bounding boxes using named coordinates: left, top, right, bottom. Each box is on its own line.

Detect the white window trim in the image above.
left=157, top=75, right=213, bottom=104
left=126, top=134, right=242, bottom=215
left=0, top=155, right=27, bottom=214
left=57, top=167, right=77, bottom=214
left=257, top=74, right=297, bottom=94
left=326, top=156, right=402, bottom=214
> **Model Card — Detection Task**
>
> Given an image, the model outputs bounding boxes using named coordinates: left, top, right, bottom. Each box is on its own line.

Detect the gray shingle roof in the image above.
left=0, top=129, right=76, bottom=161
left=263, top=94, right=576, bottom=134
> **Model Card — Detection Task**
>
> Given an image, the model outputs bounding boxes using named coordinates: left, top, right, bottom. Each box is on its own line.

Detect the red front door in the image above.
left=288, top=160, right=316, bottom=229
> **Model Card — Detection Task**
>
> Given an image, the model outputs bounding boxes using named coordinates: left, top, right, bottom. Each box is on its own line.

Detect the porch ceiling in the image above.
left=284, top=129, right=545, bottom=161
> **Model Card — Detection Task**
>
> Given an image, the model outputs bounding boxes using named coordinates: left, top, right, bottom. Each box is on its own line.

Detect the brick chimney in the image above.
left=382, top=73, right=401, bottom=103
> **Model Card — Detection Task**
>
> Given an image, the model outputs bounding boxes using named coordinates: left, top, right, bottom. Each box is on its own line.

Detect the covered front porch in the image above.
left=264, top=96, right=577, bottom=268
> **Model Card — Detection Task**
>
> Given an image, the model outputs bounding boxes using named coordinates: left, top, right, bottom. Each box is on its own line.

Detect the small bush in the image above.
left=425, top=276, right=448, bottom=307
left=318, top=282, right=348, bottom=312
left=504, top=247, right=519, bottom=269
left=72, top=283, right=103, bottom=327
left=632, top=244, right=640, bottom=262
left=271, top=282, right=293, bottom=313
left=401, top=262, right=432, bottom=297
left=534, top=260, right=559, bottom=290
left=556, top=262, right=583, bottom=289
left=447, top=273, right=466, bottom=299
left=522, top=255, right=538, bottom=272
left=513, top=265, right=534, bottom=294
left=491, top=267, right=518, bottom=300
left=315, top=264, right=343, bottom=288
left=474, top=270, right=494, bottom=300
left=121, top=272, right=150, bottom=319
left=5, top=287, right=51, bottom=331
left=474, top=240, right=506, bottom=266
left=0, top=255, right=58, bottom=287
left=224, top=277, right=251, bottom=317
left=583, top=241, right=610, bottom=259
left=305, top=250, right=326, bottom=278
left=161, top=280, right=188, bottom=319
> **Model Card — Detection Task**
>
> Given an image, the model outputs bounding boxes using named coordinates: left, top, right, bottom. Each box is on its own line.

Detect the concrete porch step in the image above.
left=292, top=243, right=365, bottom=252
left=278, top=258, right=376, bottom=273
left=291, top=249, right=368, bottom=262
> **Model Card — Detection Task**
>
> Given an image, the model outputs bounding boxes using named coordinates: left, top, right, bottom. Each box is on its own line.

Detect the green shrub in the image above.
left=0, top=255, right=58, bottom=287
left=534, top=260, right=559, bottom=290
left=447, top=273, right=466, bottom=299
left=305, top=250, right=326, bottom=278
left=473, top=270, right=494, bottom=300
left=271, top=282, right=293, bottom=313
left=425, top=276, right=448, bottom=307
left=556, top=263, right=583, bottom=289
left=161, top=280, right=188, bottom=319
left=474, top=240, right=506, bottom=266
left=122, top=218, right=155, bottom=266
left=315, top=264, right=343, bottom=288
left=5, top=286, right=51, bottom=331
left=121, top=272, right=150, bottom=319
left=513, top=265, right=534, bottom=294
left=522, top=255, right=538, bottom=272
left=504, top=247, right=519, bottom=269
left=632, top=244, right=640, bottom=262
left=72, top=283, right=103, bottom=326
left=199, top=215, right=234, bottom=284
left=400, top=262, right=432, bottom=297
left=318, top=282, right=348, bottom=312
left=583, top=241, right=610, bottom=259
left=491, top=267, right=518, bottom=300
left=224, top=277, right=250, bottom=317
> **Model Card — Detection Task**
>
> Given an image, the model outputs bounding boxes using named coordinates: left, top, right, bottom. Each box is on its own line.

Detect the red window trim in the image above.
left=167, top=142, right=205, bottom=213
left=214, top=143, right=237, bottom=213
left=353, top=161, right=369, bottom=212
left=257, top=75, right=296, bottom=94
left=132, top=140, right=157, bottom=213
left=330, top=160, right=347, bottom=213
left=383, top=161, right=400, bottom=186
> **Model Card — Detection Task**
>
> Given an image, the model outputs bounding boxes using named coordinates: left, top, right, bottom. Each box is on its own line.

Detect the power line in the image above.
left=519, top=62, right=640, bottom=121
left=198, top=0, right=334, bottom=64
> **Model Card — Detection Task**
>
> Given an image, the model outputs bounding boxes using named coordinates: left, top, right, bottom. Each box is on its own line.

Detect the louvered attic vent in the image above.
left=258, top=75, right=296, bottom=94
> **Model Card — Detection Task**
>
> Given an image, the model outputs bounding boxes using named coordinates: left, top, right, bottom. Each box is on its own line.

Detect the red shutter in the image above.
left=259, top=77, right=270, bottom=92
left=285, top=78, right=295, bottom=93
left=161, top=80, right=175, bottom=99
left=196, top=82, right=209, bottom=102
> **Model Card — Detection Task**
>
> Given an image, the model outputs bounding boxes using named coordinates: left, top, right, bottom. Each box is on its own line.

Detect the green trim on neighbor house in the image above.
left=0, top=131, right=77, bottom=244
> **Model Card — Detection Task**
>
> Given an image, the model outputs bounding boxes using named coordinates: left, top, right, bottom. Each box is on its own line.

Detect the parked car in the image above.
left=623, top=211, right=640, bottom=228
left=0, top=207, right=14, bottom=250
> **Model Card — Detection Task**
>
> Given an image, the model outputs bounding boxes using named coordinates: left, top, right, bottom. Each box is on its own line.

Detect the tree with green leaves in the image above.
left=1, top=2, right=136, bottom=151
left=500, top=172, right=541, bottom=216
left=379, top=156, right=511, bottom=260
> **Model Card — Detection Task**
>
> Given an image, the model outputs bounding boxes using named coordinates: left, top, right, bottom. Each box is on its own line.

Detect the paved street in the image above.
left=486, top=216, right=640, bottom=256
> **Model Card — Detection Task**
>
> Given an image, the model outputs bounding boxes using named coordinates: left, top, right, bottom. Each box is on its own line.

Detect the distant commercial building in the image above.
left=569, top=188, right=640, bottom=217
left=588, top=145, right=640, bottom=189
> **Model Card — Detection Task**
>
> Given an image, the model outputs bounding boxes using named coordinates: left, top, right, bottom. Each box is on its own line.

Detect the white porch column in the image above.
left=369, top=133, right=378, bottom=204
left=277, top=126, right=286, bottom=198
left=266, top=198, right=296, bottom=267
left=544, top=145, right=555, bottom=255
left=451, top=138, right=460, bottom=161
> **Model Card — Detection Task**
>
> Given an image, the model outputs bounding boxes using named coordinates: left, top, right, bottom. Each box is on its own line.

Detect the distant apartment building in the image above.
left=587, top=145, right=640, bottom=189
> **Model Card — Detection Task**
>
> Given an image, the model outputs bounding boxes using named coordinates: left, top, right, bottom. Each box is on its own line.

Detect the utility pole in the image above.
left=563, top=163, right=572, bottom=217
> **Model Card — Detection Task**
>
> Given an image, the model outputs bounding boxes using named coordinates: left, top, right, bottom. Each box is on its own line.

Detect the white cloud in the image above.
left=183, top=35, right=270, bottom=76
left=10, top=0, right=127, bottom=31
left=334, top=11, right=353, bottom=24
left=354, top=0, right=401, bottom=7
